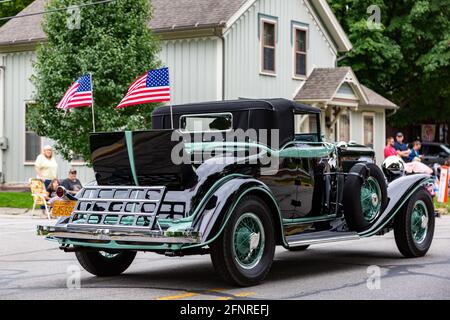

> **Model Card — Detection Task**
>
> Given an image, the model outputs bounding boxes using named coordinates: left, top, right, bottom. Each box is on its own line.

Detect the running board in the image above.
left=286, top=231, right=360, bottom=247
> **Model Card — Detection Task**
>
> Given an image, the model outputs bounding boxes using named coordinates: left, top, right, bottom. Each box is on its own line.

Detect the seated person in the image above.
left=407, top=140, right=422, bottom=162
left=46, top=179, right=65, bottom=205
left=384, top=137, right=398, bottom=158
left=60, top=169, right=83, bottom=195
left=46, top=178, right=60, bottom=199
left=393, top=132, right=410, bottom=161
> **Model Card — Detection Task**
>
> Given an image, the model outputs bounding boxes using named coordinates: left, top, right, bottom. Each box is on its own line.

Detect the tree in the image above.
left=328, top=0, right=450, bottom=142
left=29, top=0, right=161, bottom=162
left=0, top=0, right=34, bottom=27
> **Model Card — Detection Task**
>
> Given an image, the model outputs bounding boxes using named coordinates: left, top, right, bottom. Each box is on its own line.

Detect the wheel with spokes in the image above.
left=343, top=163, right=388, bottom=232
left=210, top=196, right=275, bottom=286
left=394, top=188, right=435, bottom=257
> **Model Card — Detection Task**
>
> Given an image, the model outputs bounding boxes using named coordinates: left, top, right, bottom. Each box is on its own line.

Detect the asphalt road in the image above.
left=1, top=214, right=450, bottom=300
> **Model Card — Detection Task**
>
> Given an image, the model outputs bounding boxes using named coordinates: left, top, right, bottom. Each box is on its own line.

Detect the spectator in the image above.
left=46, top=179, right=64, bottom=205
left=34, top=145, right=58, bottom=189
left=46, top=179, right=60, bottom=199
left=393, top=132, right=410, bottom=161
left=384, top=137, right=398, bottom=158
left=60, top=169, right=83, bottom=194
left=407, top=141, right=423, bottom=162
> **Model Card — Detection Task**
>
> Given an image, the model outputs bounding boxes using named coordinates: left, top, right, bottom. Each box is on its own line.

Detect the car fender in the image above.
left=359, top=174, right=433, bottom=237
left=186, top=176, right=287, bottom=248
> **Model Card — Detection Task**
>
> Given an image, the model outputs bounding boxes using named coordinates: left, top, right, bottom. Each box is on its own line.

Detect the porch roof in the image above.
left=294, top=67, right=398, bottom=110
left=361, top=85, right=398, bottom=109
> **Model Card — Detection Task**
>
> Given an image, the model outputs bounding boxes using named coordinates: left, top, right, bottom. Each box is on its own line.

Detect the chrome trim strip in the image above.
left=287, top=234, right=360, bottom=247
left=77, top=198, right=160, bottom=203
left=82, top=186, right=166, bottom=190
left=50, top=232, right=200, bottom=244
left=72, top=210, right=157, bottom=215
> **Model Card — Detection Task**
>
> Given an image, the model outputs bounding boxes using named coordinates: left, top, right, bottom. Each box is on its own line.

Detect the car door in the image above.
left=259, top=145, right=299, bottom=220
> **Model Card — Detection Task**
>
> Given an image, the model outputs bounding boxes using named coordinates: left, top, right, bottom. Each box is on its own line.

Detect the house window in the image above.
left=261, top=20, right=276, bottom=73
left=338, top=111, right=350, bottom=142
left=25, top=102, right=42, bottom=163
left=294, top=28, right=307, bottom=77
left=363, top=113, right=375, bottom=148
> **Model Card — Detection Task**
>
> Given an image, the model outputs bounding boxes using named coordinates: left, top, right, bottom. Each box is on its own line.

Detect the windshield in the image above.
left=294, top=113, right=321, bottom=142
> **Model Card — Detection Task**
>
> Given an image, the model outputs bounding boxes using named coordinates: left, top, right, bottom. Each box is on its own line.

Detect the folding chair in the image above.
left=29, top=178, right=50, bottom=219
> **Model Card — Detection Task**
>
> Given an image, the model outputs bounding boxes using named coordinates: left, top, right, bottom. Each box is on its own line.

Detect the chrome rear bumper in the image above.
left=37, top=224, right=201, bottom=244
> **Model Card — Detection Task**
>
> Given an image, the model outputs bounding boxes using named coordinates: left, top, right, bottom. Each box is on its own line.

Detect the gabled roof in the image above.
left=0, top=0, right=46, bottom=45
left=150, top=0, right=247, bottom=31
left=295, top=67, right=354, bottom=101
left=361, top=85, right=398, bottom=109
left=295, top=67, right=398, bottom=109
left=0, top=0, right=351, bottom=52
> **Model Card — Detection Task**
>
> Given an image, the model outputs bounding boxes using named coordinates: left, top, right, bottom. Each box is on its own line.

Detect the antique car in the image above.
left=40, top=99, right=435, bottom=286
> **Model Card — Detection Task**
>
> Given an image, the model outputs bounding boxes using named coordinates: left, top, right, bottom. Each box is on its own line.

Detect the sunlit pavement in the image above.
left=1, top=214, right=449, bottom=300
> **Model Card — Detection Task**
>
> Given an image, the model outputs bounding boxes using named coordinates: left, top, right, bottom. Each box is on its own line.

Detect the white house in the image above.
left=0, top=0, right=398, bottom=186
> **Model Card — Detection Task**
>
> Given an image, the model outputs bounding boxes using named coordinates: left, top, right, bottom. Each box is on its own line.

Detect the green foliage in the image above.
left=0, top=0, right=34, bottom=26
left=328, top=0, right=450, bottom=129
left=30, top=0, right=161, bottom=163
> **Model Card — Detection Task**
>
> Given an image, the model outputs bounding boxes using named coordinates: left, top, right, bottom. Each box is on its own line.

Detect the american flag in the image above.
left=116, top=67, right=171, bottom=109
left=56, top=74, right=93, bottom=110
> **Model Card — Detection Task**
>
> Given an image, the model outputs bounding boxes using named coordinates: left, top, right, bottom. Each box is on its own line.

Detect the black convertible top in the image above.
left=152, top=98, right=320, bottom=116
left=152, top=98, right=320, bottom=147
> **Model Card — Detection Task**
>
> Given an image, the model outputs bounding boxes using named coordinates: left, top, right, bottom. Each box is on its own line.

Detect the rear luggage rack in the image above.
left=68, top=186, right=166, bottom=232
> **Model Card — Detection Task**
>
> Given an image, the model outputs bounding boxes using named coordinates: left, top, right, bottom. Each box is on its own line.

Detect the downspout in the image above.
left=214, top=25, right=226, bottom=101
left=386, top=107, right=398, bottom=118
left=0, top=61, right=5, bottom=184
left=221, top=35, right=225, bottom=100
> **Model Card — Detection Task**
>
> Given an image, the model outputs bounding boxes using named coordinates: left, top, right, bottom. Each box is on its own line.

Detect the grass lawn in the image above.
left=435, top=198, right=450, bottom=215
left=0, top=192, right=33, bottom=209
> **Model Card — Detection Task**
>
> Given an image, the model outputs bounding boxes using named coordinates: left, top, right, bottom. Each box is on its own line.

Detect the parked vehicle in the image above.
left=39, top=99, right=435, bottom=286
left=420, top=142, right=450, bottom=167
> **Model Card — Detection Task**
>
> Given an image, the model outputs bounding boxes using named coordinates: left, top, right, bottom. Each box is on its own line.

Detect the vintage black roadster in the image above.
left=40, top=99, right=435, bottom=286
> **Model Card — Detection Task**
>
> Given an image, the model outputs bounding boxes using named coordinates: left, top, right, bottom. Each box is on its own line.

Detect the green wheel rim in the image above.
left=411, top=200, right=428, bottom=244
left=232, top=213, right=265, bottom=270
left=361, top=177, right=382, bottom=222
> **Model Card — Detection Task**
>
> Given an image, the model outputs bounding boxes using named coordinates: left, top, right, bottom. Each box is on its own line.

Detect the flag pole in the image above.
left=90, top=73, right=96, bottom=133
left=169, top=69, right=174, bottom=129
left=170, top=103, right=174, bottom=129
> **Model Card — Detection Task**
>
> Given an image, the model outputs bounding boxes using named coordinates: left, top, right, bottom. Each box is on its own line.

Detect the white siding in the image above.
left=224, top=0, right=336, bottom=100
left=350, top=109, right=386, bottom=165
left=1, top=51, right=94, bottom=184
left=159, top=37, right=221, bottom=104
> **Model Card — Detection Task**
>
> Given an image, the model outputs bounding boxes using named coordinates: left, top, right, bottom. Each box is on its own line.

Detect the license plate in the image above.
left=51, top=200, right=77, bottom=218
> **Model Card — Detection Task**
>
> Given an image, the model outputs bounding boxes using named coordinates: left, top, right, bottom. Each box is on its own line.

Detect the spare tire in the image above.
left=343, top=163, right=388, bottom=232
